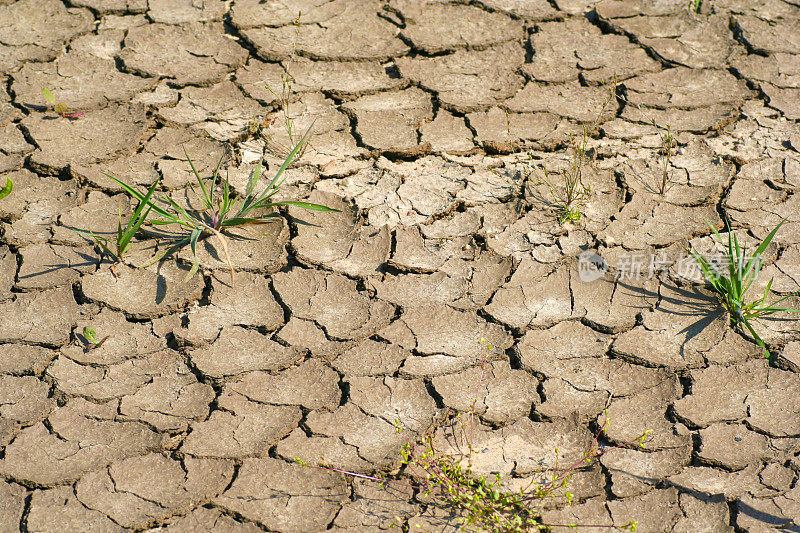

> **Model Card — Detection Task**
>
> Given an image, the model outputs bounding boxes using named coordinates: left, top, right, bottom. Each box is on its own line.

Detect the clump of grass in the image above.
left=689, top=218, right=799, bottom=361
left=535, top=127, right=593, bottom=223
left=298, top=339, right=645, bottom=532
left=102, top=126, right=337, bottom=281
left=520, top=79, right=619, bottom=224
left=0, top=177, right=11, bottom=200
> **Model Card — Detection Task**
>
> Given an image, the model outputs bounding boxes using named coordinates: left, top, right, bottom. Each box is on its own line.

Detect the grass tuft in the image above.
left=85, top=124, right=338, bottom=281
left=689, top=218, right=799, bottom=361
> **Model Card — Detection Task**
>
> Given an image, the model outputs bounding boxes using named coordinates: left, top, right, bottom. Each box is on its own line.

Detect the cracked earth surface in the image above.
left=1, top=0, right=800, bottom=531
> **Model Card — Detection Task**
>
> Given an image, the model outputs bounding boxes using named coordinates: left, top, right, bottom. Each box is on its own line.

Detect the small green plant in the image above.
left=75, top=179, right=160, bottom=268
left=42, top=87, right=84, bottom=119
left=0, top=177, right=12, bottom=200
left=394, top=408, right=642, bottom=532
left=689, top=219, right=800, bottom=361
left=535, top=127, right=593, bottom=223
left=82, top=326, right=108, bottom=352
left=653, top=123, right=676, bottom=195
left=522, top=79, right=618, bottom=224
left=249, top=73, right=307, bottom=159
left=109, top=126, right=337, bottom=280
left=690, top=0, right=702, bottom=13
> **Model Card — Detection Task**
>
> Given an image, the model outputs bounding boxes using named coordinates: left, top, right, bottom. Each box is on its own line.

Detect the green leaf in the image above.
left=83, top=326, right=97, bottom=344
left=219, top=216, right=276, bottom=227
left=42, top=87, right=56, bottom=105
left=189, top=226, right=202, bottom=258
left=106, top=174, right=172, bottom=219
left=0, top=177, right=12, bottom=200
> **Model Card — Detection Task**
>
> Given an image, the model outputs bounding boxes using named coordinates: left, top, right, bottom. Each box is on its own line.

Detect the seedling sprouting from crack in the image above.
left=535, top=127, right=594, bottom=223
left=82, top=326, right=109, bottom=352
left=689, top=218, right=800, bottom=361
left=653, top=122, right=677, bottom=195
left=42, top=87, right=84, bottom=119
left=522, top=79, right=618, bottom=224
left=249, top=73, right=309, bottom=160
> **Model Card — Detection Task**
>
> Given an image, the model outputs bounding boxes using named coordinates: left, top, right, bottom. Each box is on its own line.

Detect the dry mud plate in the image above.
left=1, top=0, right=800, bottom=532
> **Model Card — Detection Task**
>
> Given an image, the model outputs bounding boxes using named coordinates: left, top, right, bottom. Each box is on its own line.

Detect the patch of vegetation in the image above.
left=300, top=339, right=645, bottom=532
left=84, top=126, right=337, bottom=281
left=534, top=126, right=594, bottom=224
left=651, top=122, right=676, bottom=196
left=248, top=73, right=307, bottom=159
left=81, top=325, right=108, bottom=352
left=515, top=79, right=619, bottom=224
left=689, top=218, right=800, bottom=361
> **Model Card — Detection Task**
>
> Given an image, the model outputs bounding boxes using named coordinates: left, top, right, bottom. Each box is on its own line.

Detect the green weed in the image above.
left=0, top=177, right=11, bottom=200
left=248, top=73, right=307, bottom=160
left=689, top=218, right=799, bottom=361
left=107, top=125, right=337, bottom=281
left=522, top=79, right=618, bottom=224
left=536, top=127, right=593, bottom=224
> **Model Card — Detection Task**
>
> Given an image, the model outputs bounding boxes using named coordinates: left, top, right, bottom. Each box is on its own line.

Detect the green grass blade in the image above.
left=119, top=205, right=151, bottom=255
left=220, top=171, right=231, bottom=221
left=74, top=229, right=117, bottom=261
left=189, top=226, right=202, bottom=257
left=0, top=177, right=12, bottom=200
left=134, top=177, right=161, bottom=211
left=162, top=195, right=202, bottom=227
left=106, top=175, right=173, bottom=219
left=210, top=154, right=225, bottom=208
left=219, top=216, right=276, bottom=227
left=233, top=163, right=262, bottom=219
left=253, top=123, right=314, bottom=206
left=267, top=200, right=340, bottom=211
left=244, top=162, right=260, bottom=200
left=746, top=219, right=785, bottom=274
left=184, top=256, right=201, bottom=282
left=184, top=147, right=212, bottom=209
left=740, top=317, right=770, bottom=360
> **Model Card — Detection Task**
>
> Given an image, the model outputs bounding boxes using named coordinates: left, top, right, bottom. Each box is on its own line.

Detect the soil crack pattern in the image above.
left=1, top=0, right=799, bottom=531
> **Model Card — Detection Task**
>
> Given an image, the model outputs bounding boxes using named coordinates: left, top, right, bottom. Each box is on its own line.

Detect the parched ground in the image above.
left=1, top=0, right=800, bottom=531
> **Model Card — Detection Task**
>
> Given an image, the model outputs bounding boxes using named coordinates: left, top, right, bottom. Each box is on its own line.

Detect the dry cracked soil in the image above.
left=1, top=0, right=800, bottom=532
